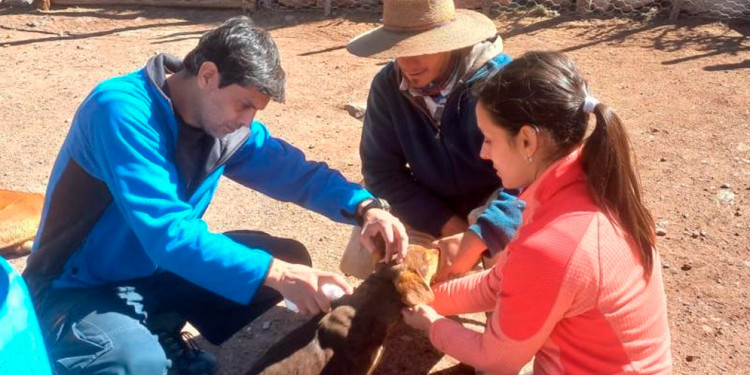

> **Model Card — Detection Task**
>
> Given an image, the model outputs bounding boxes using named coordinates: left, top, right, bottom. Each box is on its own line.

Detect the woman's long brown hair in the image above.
left=476, top=51, right=656, bottom=274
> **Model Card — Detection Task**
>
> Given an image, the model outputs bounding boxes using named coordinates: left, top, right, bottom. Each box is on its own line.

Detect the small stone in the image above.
left=699, top=230, right=707, bottom=237
left=662, top=263, right=670, bottom=269
left=308, top=144, right=315, bottom=149
left=686, top=355, right=696, bottom=362
left=736, top=211, right=742, bottom=217
left=701, top=324, right=714, bottom=334
left=27, top=22, right=39, bottom=28
left=648, top=127, right=660, bottom=133
left=659, top=157, right=667, bottom=162
left=681, top=264, right=692, bottom=271
left=716, top=189, right=735, bottom=203
left=262, top=321, right=271, bottom=330
left=691, top=231, right=700, bottom=239
left=720, top=183, right=732, bottom=189
left=656, top=227, right=667, bottom=237
left=344, top=102, right=367, bottom=119
left=682, top=213, right=689, bottom=219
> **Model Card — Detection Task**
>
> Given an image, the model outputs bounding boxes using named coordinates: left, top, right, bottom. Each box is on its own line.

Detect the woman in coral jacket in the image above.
left=403, top=51, right=672, bottom=374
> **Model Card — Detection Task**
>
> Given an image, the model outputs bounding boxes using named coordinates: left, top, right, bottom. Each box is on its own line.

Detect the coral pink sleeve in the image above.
left=428, top=215, right=596, bottom=374
left=429, top=267, right=501, bottom=316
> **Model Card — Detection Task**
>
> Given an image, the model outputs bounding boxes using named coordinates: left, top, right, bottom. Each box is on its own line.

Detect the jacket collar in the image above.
left=519, top=147, right=587, bottom=225
left=145, top=53, right=183, bottom=102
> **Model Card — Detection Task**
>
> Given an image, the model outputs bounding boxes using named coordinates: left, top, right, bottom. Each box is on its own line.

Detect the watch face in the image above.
left=376, top=198, right=390, bottom=211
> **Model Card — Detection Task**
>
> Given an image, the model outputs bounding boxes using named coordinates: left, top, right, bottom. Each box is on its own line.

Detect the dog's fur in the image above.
left=0, top=189, right=44, bottom=258
left=245, top=245, right=439, bottom=375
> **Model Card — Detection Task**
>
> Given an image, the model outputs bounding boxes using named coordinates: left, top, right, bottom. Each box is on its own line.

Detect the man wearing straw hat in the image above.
left=340, top=0, right=524, bottom=280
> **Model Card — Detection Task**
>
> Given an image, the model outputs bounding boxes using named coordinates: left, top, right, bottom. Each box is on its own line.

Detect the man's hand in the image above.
left=263, top=258, right=353, bottom=315
left=359, top=207, right=408, bottom=264
left=433, top=230, right=486, bottom=282
left=440, top=215, right=469, bottom=237
left=402, top=304, right=443, bottom=332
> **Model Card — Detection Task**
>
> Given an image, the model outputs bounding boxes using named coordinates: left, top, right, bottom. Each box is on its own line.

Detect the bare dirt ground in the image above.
left=0, top=4, right=748, bottom=374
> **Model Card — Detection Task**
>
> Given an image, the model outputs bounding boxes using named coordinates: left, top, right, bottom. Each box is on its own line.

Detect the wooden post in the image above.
left=576, top=0, right=590, bottom=15
left=482, top=0, right=492, bottom=15
left=35, top=0, right=51, bottom=11
left=670, top=0, right=683, bottom=20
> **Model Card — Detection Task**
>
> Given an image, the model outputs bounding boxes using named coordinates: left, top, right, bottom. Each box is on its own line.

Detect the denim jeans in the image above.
left=27, top=230, right=311, bottom=375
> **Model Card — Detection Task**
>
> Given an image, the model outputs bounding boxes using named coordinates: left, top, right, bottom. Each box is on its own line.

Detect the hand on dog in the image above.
left=433, top=231, right=485, bottom=282
left=402, top=304, right=442, bottom=332
left=360, top=208, right=408, bottom=264
left=264, top=258, right=353, bottom=315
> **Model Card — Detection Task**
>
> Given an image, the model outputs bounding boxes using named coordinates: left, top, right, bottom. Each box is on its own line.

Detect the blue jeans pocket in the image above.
left=54, top=318, right=112, bottom=373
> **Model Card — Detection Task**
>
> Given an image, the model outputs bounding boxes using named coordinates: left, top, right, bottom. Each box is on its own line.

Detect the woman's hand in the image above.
left=433, top=230, right=486, bottom=282
left=402, top=304, right=443, bottom=332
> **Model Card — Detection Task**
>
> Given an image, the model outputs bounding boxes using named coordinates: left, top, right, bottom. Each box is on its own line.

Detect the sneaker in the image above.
left=158, top=330, right=217, bottom=375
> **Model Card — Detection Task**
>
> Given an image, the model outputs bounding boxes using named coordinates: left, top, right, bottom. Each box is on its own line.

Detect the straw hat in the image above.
left=347, top=0, right=499, bottom=59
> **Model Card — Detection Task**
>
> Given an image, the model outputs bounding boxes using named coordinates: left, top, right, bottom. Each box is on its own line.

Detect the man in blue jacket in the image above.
left=341, top=0, right=521, bottom=280
left=23, top=16, right=407, bottom=375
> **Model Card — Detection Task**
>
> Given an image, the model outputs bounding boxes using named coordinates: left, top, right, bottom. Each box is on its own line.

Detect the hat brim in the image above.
left=346, top=9, right=498, bottom=59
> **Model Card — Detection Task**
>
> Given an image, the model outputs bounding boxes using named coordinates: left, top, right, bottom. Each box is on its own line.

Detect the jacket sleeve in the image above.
left=428, top=227, right=587, bottom=374
left=223, top=121, right=373, bottom=224
left=84, top=89, right=272, bottom=305
left=360, top=71, right=454, bottom=236
left=430, top=268, right=500, bottom=316
left=468, top=190, right=526, bottom=256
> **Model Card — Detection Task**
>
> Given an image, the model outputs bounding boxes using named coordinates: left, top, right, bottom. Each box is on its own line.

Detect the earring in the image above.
left=526, top=155, right=533, bottom=163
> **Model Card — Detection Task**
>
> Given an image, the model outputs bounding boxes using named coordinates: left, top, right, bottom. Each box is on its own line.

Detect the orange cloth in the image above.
left=429, top=150, right=672, bottom=374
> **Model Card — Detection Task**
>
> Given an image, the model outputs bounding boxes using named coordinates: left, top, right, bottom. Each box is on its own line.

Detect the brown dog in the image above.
left=245, top=245, right=439, bottom=375
left=0, top=189, right=44, bottom=258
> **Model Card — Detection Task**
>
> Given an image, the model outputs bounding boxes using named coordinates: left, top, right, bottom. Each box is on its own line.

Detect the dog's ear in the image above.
left=403, top=245, right=440, bottom=285
left=394, top=268, right=434, bottom=306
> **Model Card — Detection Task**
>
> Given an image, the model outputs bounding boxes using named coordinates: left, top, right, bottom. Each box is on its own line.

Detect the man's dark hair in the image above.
left=183, top=16, right=286, bottom=102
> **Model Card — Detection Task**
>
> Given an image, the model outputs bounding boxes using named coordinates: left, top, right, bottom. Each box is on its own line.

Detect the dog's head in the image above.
left=370, top=235, right=441, bottom=283
left=371, top=259, right=434, bottom=307
left=402, top=244, right=440, bottom=285
left=367, top=237, right=440, bottom=306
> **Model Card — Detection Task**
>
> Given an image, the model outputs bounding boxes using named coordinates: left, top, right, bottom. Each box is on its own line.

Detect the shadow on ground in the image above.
left=499, top=14, right=749, bottom=70
left=2, top=3, right=747, bottom=70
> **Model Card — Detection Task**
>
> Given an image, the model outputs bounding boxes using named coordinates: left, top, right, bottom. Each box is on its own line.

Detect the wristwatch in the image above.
left=357, top=197, right=391, bottom=226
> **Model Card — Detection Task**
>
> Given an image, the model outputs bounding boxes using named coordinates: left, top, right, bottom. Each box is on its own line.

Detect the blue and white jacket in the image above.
left=24, top=55, right=372, bottom=305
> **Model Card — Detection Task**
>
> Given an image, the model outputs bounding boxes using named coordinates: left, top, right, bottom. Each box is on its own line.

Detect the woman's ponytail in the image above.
left=581, top=103, right=656, bottom=275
